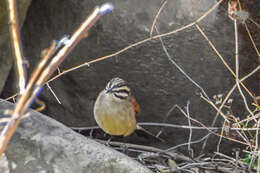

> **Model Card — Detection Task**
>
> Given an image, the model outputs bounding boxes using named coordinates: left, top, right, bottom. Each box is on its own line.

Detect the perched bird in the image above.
left=94, top=77, right=164, bottom=141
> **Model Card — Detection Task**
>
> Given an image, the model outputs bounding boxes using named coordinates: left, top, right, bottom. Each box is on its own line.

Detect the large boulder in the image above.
left=0, top=99, right=152, bottom=173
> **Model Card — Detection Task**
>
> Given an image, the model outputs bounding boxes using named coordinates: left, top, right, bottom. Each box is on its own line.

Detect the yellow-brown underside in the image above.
left=97, top=113, right=136, bottom=136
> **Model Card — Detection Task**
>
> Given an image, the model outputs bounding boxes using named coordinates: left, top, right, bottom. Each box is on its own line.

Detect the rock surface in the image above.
left=0, top=99, right=152, bottom=173
left=0, top=154, right=9, bottom=173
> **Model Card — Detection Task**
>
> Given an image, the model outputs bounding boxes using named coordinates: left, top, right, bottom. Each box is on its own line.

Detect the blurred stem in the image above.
left=6, top=0, right=27, bottom=94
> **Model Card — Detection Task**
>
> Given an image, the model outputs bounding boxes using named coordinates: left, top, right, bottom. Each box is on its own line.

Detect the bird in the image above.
left=94, top=77, right=164, bottom=141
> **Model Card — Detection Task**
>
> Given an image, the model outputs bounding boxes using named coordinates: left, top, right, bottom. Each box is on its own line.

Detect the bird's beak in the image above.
left=105, top=88, right=112, bottom=93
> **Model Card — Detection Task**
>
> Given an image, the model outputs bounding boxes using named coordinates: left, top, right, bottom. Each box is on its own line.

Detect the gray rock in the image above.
left=0, top=99, right=152, bottom=173
left=0, top=153, right=9, bottom=173
left=0, top=37, right=13, bottom=94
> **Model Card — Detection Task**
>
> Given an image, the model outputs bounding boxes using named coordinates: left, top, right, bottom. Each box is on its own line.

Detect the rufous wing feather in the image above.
left=131, top=97, right=140, bottom=116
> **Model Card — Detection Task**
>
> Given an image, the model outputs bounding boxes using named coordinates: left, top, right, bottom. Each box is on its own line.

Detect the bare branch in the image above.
left=6, top=0, right=27, bottom=94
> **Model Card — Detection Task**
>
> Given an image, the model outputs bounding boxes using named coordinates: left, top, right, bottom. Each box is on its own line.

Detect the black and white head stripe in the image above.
left=105, top=78, right=131, bottom=99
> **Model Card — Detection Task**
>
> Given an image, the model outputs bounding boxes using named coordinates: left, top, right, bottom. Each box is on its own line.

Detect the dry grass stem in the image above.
left=195, top=24, right=254, bottom=98
left=214, top=65, right=259, bottom=127
left=249, top=18, right=260, bottom=29
left=96, top=139, right=193, bottom=163
left=46, top=83, right=61, bottom=104
left=234, top=19, right=255, bottom=118
left=150, top=0, right=168, bottom=37
left=167, top=134, right=211, bottom=151
left=139, top=122, right=260, bottom=131
left=216, top=120, right=226, bottom=153
left=200, top=94, right=231, bottom=122
left=237, top=0, right=260, bottom=39
left=244, top=22, right=260, bottom=60
left=156, top=26, right=211, bottom=101
left=186, top=101, right=193, bottom=157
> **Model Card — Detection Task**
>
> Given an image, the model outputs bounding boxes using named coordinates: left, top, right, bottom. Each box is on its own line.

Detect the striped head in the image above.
left=104, top=77, right=131, bottom=101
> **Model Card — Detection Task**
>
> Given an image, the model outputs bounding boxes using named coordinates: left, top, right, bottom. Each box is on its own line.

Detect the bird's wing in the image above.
left=130, top=97, right=140, bottom=116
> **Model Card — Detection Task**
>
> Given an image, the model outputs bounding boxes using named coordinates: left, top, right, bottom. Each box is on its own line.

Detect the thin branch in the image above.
left=218, top=65, right=260, bottom=126
left=237, top=0, right=260, bottom=60
left=200, top=65, right=260, bottom=153
left=200, top=63, right=260, bottom=152
left=6, top=0, right=27, bottom=94
left=247, top=119, right=260, bottom=171
left=182, top=108, right=251, bottom=146
left=216, top=120, right=226, bottom=153
left=236, top=113, right=260, bottom=127
left=161, top=103, right=251, bottom=146
left=150, top=0, right=168, bottom=37
left=186, top=101, right=193, bottom=156
left=2, top=93, right=18, bottom=101
left=214, top=152, right=246, bottom=168
left=249, top=18, right=260, bottom=29
left=195, top=24, right=254, bottom=98
left=200, top=94, right=231, bottom=122
left=244, top=22, right=260, bottom=60
left=138, top=122, right=260, bottom=131
left=156, top=104, right=179, bottom=137
left=46, top=83, right=61, bottom=104
left=95, top=139, right=194, bottom=163
left=167, top=134, right=211, bottom=151
left=234, top=19, right=255, bottom=117
left=155, top=26, right=210, bottom=100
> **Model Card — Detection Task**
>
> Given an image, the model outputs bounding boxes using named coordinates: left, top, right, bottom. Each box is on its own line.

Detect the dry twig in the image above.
left=150, top=0, right=168, bottom=37
left=6, top=0, right=27, bottom=94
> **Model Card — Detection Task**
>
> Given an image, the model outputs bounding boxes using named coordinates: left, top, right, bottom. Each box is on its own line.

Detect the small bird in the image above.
left=94, top=77, right=164, bottom=141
